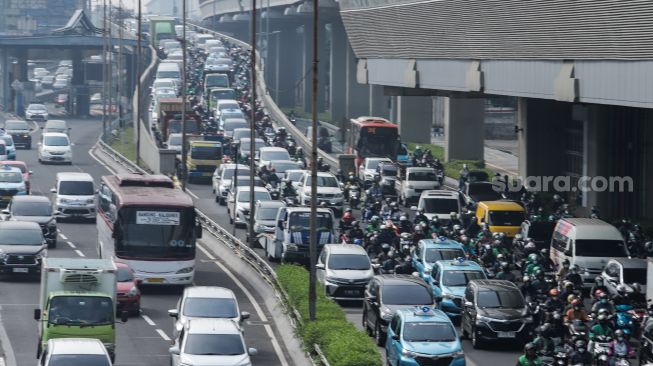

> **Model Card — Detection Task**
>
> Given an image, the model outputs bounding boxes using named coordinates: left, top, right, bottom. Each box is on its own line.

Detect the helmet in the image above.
left=528, top=253, right=538, bottom=262
left=598, top=314, right=608, bottom=322
left=514, top=233, right=523, bottom=241
left=399, top=215, right=408, bottom=222
left=497, top=254, right=505, bottom=261
left=535, top=269, right=544, bottom=278
left=615, top=329, right=625, bottom=337
left=571, top=265, right=580, bottom=273
left=371, top=216, right=380, bottom=223
left=571, top=298, right=581, bottom=306
left=381, top=243, right=391, bottom=251
left=524, top=342, right=536, bottom=353
left=453, top=224, right=461, bottom=231
left=616, top=284, right=628, bottom=295
left=353, top=239, right=363, bottom=245
left=351, top=221, right=359, bottom=227
left=500, top=262, right=509, bottom=270
left=597, top=308, right=610, bottom=317
left=493, top=232, right=502, bottom=239
left=493, top=240, right=502, bottom=246
left=522, top=276, right=530, bottom=283
left=633, top=283, right=642, bottom=292
left=379, top=224, right=387, bottom=230
left=417, top=208, right=424, bottom=214
left=575, top=339, right=586, bottom=349
left=563, top=280, right=573, bottom=289
left=567, top=294, right=576, bottom=304
left=450, top=212, right=458, bottom=219
left=345, top=208, right=353, bottom=213
left=549, top=288, right=559, bottom=296
left=540, top=248, right=548, bottom=256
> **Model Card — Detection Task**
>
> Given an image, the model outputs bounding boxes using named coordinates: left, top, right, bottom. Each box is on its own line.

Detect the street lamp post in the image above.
left=181, top=0, right=188, bottom=191
left=248, top=0, right=257, bottom=248
left=136, top=0, right=142, bottom=165
left=308, top=0, right=319, bottom=322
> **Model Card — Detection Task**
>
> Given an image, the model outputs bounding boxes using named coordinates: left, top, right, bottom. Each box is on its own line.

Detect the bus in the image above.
left=346, top=116, right=400, bottom=169
left=97, top=174, right=202, bottom=285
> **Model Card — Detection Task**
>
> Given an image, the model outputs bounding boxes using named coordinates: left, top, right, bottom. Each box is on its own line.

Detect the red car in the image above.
left=1, top=161, right=31, bottom=193
left=116, top=262, right=141, bottom=316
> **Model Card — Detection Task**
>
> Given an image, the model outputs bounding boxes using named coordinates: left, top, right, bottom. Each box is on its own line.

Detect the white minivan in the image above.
left=38, top=132, right=72, bottom=164
left=50, top=172, right=96, bottom=222
left=550, top=218, right=629, bottom=288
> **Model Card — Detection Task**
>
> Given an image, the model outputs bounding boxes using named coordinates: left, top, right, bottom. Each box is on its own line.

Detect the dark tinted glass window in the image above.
left=48, top=355, right=110, bottom=366
left=477, top=290, right=524, bottom=308
left=184, top=334, right=244, bottom=355
left=403, top=322, right=457, bottom=342
left=328, top=254, right=370, bottom=270
left=422, top=198, right=459, bottom=215
left=424, top=248, right=465, bottom=263
left=382, top=284, right=433, bottom=305
left=575, top=240, right=628, bottom=257
left=59, top=181, right=94, bottom=195
left=442, top=270, right=486, bottom=287
left=116, top=267, right=134, bottom=282
left=488, top=211, right=525, bottom=226
left=623, top=268, right=646, bottom=284
left=0, top=228, right=42, bottom=245
left=11, top=201, right=51, bottom=216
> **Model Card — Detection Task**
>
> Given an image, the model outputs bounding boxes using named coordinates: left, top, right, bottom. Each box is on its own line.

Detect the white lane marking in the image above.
left=187, top=190, right=199, bottom=199
left=74, top=250, right=85, bottom=257
left=196, top=244, right=289, bottom=366
left=0, top=306, right=17, bottom=366
left=59, top=233, right=68, bottom=240
left=0, top=356, right=5, bottom=366
left=88, top=144, right=118, bottom=175
left=66, top=241, right=76, bottom=249
left=155, top=329, right=171, bottom=341
left=141, top=314, right=156, bottom=326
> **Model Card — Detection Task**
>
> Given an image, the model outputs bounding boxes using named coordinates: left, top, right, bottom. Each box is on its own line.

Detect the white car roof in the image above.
left=56, top=172, right=93, bottom=181
left=42, top=132, right=69, bottom=138
left=260, top=147, right=288, bottom=153
left=185, top=286, right=236, bottom=300
left=187, top=318, right=241, bottom=335
left=324, top=244, right=368, bottom=255
left=49, top=338, right=107, bottom=355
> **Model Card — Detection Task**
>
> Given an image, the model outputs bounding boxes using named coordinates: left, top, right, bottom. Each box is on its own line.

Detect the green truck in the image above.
left=34, top=258, right=127, bottom=362
left=149, top=16, right=176, bottom=48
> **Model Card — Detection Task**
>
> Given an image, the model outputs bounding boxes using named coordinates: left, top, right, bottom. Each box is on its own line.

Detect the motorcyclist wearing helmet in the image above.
left=565, top=265, right=584, bottom=290
left=347, top=221, right=365, bottom=242
left=544, top=288, right=564, bottom=313
left=590, top=276, right=609, bottom=300
left=629, top=282, right=646, bottom=308
left=516, top=342, right=541, bottom=366
left=564, top=298, right=589, bottom=324
left=590, top=313, right=615, bottom=341
left=381, top=250, right=399, bottom=274
left=335, top=169, right=344, bottom=183
left=568, top=339, right=592, bottom=366
left=608, top=329, right=632, bottom=365
left=532, top=324, right=553, bottom=356
left=613, top=284, right=631, bottom=306
left=412, top=146, right=424, bottom=165
left=459, top=235, right=476, bottom=257
left=413, top=208, right=428, bottom=225
left=377, top=224, right=398, bottom=247
left=556, top=259, right=571, bottom=283
left=520, top=276, right=537, bottom=301
left=398, top=215, right=413, bottom=234
left=428, top=217, right=444, bottom=237
left=559, top=281, right=578, bottom=306
left=476, top=224, right=492, bottom=241
left=465, top=215, right=480, bottom=237
left=366, top=216, right=381, bottom=234
left=496, top=262, right=516, bottom=282
left=530, top=270, right=550, bottom=295
left=282, top=179, right=297, bottom=198
left=395, top=255, right=414, bottom=275
left=448, top=212, right=462, bottom=228
left=591, top=291, right=615, bottom=314
left=339, top=208, right=355, bottom=232
left=525, top=253, right=541, bottom=276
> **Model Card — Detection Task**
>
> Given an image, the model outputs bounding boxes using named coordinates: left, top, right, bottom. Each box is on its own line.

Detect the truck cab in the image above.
left=187, top=140, right=223, bottom=183
left=262, top=207, right=335, bottom=264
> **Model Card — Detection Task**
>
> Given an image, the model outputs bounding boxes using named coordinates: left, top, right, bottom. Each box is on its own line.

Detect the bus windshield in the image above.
left=191, top=146, right=222, bottom=160
left=169, top=120, right=198, bottom=134
left=115, top=207, right=196, bottom=259
left=357, top=126, right=398, bottom=158
left=289, top=212, right=332, bottom=231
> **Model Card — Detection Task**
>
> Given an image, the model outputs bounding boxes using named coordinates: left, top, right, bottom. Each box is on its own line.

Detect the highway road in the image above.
left=0, top=109, right=296, bottom=366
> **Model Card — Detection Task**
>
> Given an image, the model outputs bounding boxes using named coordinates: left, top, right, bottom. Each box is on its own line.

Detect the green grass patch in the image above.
left=280, top=107, right=334, bottom=125
left=405, top=142, right=494, bottom=180
left=109, top=127, right=137, bottom=161
left=277, top=265, right=382, bottom=366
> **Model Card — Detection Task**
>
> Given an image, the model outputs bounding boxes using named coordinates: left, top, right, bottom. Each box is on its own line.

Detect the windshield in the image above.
left=183, top=297, right=238, bottom=318
left=365, top=159, right=387, bottom=170
left=169, top=120, right=198, bottom=134
left=48, top=296, right=113, bottom=325
left=157, top=71, right=179, bottom=79
left=237, top=190, right=271, bottom=202
left=358, top=127, right=398, bottom=158
left=256, top=207, right=279, bottom=220
left=261, top=151, right=290, bottom=161
left=328, top=254, right=370, bottom=270
left=424, top=248, right=465, bottom=263
left=488, top=210, right=525, bottom=226
left=210, top=90, right=235, bottom=101
left=623, top=268, right=646, bottom=284
left=44, top=135, right=69, bottom=146
left=184, top=334, right=244, bottom=356
left=305, top=176, right=339, bottom=188
left=0, top=172, right=22, bottom=183
left=240, top=140, right=266, bottom=155
left=232, top=129, right=250, bottom=140
left=223, top=167, right=251, bottom=180
left=575, top=239, right=628, bottom=257
left=59, top=181, right=94, bottom=195
left=422, top=198, right=459, bottom=214
left=206, top=75, right=229, bottom=88
left=190, top=146, right=222, bottom=160
left=5, top=121, right=29, bottom=130
left=27, top=105, right=46, bottom=112
left=218, top=103, right=239, bottom=111
left=403, top=322, right=457, bottom=342
left=0, top=228, right=42, bottom=245
left=48, top=355, right=110, bottom=366
left=408, top=171, right=437, bottom=181
left=526, top=222, right=556, bottom=242
left=382, top=285, right=432, bottom=306
left=11, top=201, right=51, bottom=216
left=287, top=171, right=304, bottom=182
left=115, top=207, right=196, bottom=260
left=223, top=120, right=248, bottom=132
left=477, top=290, right=524, bottom=308
left=442, top=270, right=486, bottom=287
left=3, top=163, right=24, bottom=173
left=289, top=212, right=333, bottom=231
left=468, top=183, right=502, bottom=198
left=116, top=267, right=134, bottom=282
left=272, top=162, right=300, bottom=173
left=234, top=178, right=263, bottom=188
left=380, top=166, right=397, bottom=176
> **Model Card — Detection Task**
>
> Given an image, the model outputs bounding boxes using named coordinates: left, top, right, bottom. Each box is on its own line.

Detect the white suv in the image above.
left=38, top=132, right=72, bottom=164
left=298, top=172, right=344, bottom=216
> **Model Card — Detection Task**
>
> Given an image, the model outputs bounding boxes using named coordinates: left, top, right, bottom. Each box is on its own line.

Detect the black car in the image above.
left=0, top=221, right=47, bottom=276
left=362, top=274, right=435, bottom=346
left=461, top=279, right=534, bottom=349
left=519, top=220, right=556, bottom=250
left=3, top=196, right=57, bottom=248
left=3, top=120, right=32, bottom=149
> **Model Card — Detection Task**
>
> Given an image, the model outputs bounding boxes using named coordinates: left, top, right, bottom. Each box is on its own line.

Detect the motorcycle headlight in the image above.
left=452, top=351, right=465, bottom=358
left=176, top=266, right=194, bottom=274
left=126, top=286, right=139, bottom=297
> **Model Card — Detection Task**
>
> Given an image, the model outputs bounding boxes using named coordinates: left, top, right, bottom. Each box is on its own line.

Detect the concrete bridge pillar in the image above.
left=396, top=96, right=432, bottom=144
left=443, top=97, right=485, bottom=161
left=329, top=20, right=347, bottom=124
left=345, top=44, right=369, bottom=119
left=369, top=85, right=389, bottom=119
left=275, top=25, right=299, bottom=108
left=71, top=50, right=90, bottom=117
left=0, top=49, right=9, bottom=111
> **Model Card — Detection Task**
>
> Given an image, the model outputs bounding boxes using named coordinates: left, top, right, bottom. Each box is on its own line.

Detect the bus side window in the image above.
left=99, top=184, right=112, bottom=213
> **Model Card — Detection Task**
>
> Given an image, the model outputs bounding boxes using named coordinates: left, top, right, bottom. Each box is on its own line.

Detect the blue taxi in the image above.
left=386, top=307, right=465, bottom=366
left=430, top=259, right=486, bottom=320
left=412, top=238, right=466, bottom=282
left=0, top=165, right=27, bottom=206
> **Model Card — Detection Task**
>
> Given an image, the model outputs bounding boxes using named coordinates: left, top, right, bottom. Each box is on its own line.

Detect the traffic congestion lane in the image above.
left=0, top=116, right=291, bottom=366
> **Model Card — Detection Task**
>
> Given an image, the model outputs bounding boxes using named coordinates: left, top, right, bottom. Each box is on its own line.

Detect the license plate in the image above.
left=344, top=290, right=361, bottom=296
left=147, top=278, right=164, bottom=283
left=12, top=268, right=28, bottom=273
left=2, top=196, right=11, bottom=201
left=497, top=331, right=515, bottom=338
left=51, top=157, right=63, bottom=161
left=202, top=172, right=212, bottom=176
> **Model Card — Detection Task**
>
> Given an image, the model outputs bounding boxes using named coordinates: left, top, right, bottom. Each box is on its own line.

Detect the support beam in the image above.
left=329, top=20, right=347, bottom=123
left=444, top=97, right=484, bottom=161
left=275, top=25, right=298, bottom=108
left=369, top=84, right=389, bottom=118
left=345, top=43, right=369, bottom=118
left=396, top=96, right=432, bottom=144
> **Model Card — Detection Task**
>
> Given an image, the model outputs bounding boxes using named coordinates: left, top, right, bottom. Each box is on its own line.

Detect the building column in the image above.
left=369, top=84, right=389, bottom=119
left=396, top=96, right=432, bottom=144
left=329, top=20, right=347, bottom=123
left=275, top=25, right=298, bottom=108
left=444, top=97, right=484, bottom=161
left=345, top=43, right=369, bottom=119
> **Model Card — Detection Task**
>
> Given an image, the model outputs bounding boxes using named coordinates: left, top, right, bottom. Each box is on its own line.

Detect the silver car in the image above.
left=168, top=286, right=250, bottom=339
left=227, top=187, right=272, bottom=227
left=251, top=200, right=285, bottom=237
left=316, top=244, right=376, bottom=300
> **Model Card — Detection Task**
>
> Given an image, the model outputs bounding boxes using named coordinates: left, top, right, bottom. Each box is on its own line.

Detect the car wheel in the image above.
left=374, top=321, right=385, bottom=347
left=471, top=326, right=483, bottom=349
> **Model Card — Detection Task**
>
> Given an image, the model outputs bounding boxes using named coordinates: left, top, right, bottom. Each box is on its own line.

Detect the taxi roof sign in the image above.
left=450, top=257, right=467, bottom=265
left=414, top=306, right=435, bottom=316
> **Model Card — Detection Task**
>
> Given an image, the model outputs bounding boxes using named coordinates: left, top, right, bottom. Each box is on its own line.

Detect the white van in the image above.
left=550, top=218, right=629, bottom=287
left=415, top=190, right=462, bottom=222
left=156, top=62, right=181, bottom=80
left=50, top=172, right=96, bottom=222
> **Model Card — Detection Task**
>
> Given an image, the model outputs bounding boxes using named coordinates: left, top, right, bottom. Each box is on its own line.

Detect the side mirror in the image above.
left=169, top=346, right=180, bottom=355
left=168, top=309, right=179, bottom=318
left=410, top=206, right=418, bottom=211
left=411, top=272, right=420, bottom=278
left=316, top=263, right=325, bottom=270
left=121, top=310, right=129, bottom=323
left=248, top=348, right=258, bottom=356
left=392, top=333, right=400, bottom=341
left=50, top=188, right=56, bottom=193
left=241, top=311, right=250, bottom=320
left=479, top=217, right=485, bottom=223
left=1, top=209, right=9, bottom=215
left=464, top=301, right=473, bottom=307
left=372, top=263, right=381, bottom=270
left=34, top=308, right=41, bottom=320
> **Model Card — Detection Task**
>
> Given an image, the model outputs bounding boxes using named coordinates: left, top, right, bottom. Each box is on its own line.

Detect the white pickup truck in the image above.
left=395, top=167, right=441, bottom=206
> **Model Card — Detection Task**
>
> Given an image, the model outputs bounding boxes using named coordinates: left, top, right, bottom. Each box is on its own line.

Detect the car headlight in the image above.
left=0, top=251, right=6, bottom=260
left=126, top=286, right=139, bottom=297
left=17, top=186, right=26, bottom=194
left=401, top=348, right=419, bottom=358
left=176, top=266, right=194, bottom=274
left=452, top=350, right=465, bottom=358
left=59, top=198, right=69, bottom=204
left=477, top=315, right=495, bottom=323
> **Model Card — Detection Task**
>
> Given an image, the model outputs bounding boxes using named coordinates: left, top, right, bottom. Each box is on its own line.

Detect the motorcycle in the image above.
left=266, top=183, right=280, bottom=200
left=590, top=335, right=612, bottom=365
left=348, top=186, right=360, bottom=209
left=615, top=304, right=636, bottom=337
left=567, top=319, right=589, bottom=339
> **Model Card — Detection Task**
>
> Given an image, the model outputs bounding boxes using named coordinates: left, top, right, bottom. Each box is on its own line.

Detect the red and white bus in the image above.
left=346, top=116, right=400, bottom=169
left=97, top=174, right=201, bottom=285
